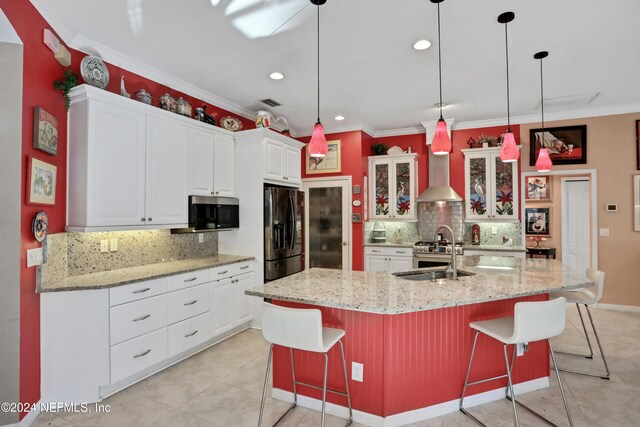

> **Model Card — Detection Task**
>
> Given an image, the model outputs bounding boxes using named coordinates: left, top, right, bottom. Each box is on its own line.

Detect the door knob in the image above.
left=342, top=241, right=348, bottom=246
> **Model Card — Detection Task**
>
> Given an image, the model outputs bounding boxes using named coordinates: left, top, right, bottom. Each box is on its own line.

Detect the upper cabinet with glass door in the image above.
left=368, top=153, right=418, bottom=220
left=462, top=147, right=519, bottom=221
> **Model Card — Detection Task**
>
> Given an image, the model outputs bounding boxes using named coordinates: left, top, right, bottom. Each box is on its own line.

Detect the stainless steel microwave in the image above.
left=172, top=196, right=239, bottom=233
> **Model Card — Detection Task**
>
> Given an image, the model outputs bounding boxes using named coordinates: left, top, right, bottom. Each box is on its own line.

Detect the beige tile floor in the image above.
left=33, top=306, right=639, bottom=427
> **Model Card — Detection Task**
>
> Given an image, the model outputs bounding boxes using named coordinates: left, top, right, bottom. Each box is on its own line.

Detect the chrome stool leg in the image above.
left=338, top=340, right=353, bottom=426
left=258, top=344, right=274, bottom=427
left=556, top=305, right=611, bottom=380
left=550, top=340, right=574, bottom=426
left=459, top=332, right=489, bottom=426
left=556, top=304, right=594, bottom=359
left=503, top=345, right=519, bottom=426
left=321, top=353, right=329, bottom=427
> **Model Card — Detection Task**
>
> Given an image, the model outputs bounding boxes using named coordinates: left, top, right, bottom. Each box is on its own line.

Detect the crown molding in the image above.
left=374, top=126, right=425, bottom=138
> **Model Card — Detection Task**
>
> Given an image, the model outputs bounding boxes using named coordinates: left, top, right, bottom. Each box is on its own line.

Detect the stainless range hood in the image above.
left=416, top=144, right=463, bottom=203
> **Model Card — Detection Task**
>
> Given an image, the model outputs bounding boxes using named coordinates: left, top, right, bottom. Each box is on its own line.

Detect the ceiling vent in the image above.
left=260, top=98, right=281, bottom=107
left=535, top=92, right=600, bottom=110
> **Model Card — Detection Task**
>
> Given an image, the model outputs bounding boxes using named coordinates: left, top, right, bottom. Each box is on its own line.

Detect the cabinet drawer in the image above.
left=167, top=269, right=210, bottom=292
left=364, top=246, right=412, bottom=257
left=110, top=278, right=167, bottom=307
left=168, top=313, right=210, bottom=357
left=168, top=284, right=210, bottom=324
left=210, top=262, right=252, bottom=280
left=110, top=328, right=167, bottom=384
left=110, top=294, right=168, bottom=345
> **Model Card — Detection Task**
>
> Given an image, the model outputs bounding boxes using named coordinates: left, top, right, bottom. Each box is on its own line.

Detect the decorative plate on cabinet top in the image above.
left=32, top=210, right=49, bottom=243
left=387, top=146, right=404, bottom=155
left=80, top=55, right=110, bottom=89
left=220, top=116, right=243, bottom=132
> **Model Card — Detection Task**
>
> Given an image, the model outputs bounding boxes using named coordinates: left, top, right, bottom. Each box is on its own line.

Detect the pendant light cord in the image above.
left=437, top=2, right=443, bottom=120
left=504, top=21, right=511, bottom=132
left=539, top=57, right=544, bottom=131
left=316, top=1, right=321, bottom=124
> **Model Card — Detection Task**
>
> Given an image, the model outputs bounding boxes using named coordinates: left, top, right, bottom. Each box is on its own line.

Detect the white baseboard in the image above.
left=272, top=377, right=549, bottom=427
left=594, top=303, right=640, bottom=313
left=2, top=400, right=42, bottom=427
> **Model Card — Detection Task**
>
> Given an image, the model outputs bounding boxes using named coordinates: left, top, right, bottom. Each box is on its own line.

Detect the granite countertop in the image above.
left=246, top=256, right=591, bottom=314
left=364, top=242, right=414, bottom=248
left=464, top=245, right=526, bottom=252
left=38, top=254, right=254, bottom=293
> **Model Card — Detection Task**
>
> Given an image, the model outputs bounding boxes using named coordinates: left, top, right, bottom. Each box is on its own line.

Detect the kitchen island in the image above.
left=246, top=256, right=592, bottom=425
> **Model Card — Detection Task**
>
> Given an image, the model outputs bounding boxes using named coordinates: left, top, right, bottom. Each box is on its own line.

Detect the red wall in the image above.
left=0, top=0, right=254, bottom=417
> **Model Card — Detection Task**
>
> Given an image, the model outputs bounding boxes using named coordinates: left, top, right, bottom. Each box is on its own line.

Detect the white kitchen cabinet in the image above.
left=462, top=147, right=519, bottom=221
left=67, top=85, right=235, bottom=231
left=145, top=116, right=189, bottom=225
left=364, top=246, right=413, bottom=273
left=213, top=133, right=236, bottom=197
left=188, top=128, right=215, bottom=196
left=368, top=154, right=418, bottom=220
left=263, top=136, right=302, bottom=186
left=41, top=260, right=255, bottom=404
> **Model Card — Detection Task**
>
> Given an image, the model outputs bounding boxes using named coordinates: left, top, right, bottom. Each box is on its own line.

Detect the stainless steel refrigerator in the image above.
left=264, top=186, right=305, bottom=281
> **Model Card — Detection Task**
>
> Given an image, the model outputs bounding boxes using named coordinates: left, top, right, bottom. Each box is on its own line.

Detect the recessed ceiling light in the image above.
left=413, top=39, right=431, bottom=50
left=433, top=102, right=449, bottom=109
left=334, top=115, right=345, bottom=121
left=269, top=72, right=284, bottom=80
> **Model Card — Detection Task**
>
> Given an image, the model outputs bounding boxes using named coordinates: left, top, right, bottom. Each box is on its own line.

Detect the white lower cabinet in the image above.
left=364, top=246, right=413, bottom=273
left=168, top=313, right=210, bottom=357
left=110, top=328, right=168, bottom=384
left=40, top=259, right=256, bottom=404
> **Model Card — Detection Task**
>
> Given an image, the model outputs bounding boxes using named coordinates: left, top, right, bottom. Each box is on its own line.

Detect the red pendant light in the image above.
left=498, top=12, right=519, bottom=163
left=430, top=0, right=452, bottom=155
left=534, top=51, right=553, bottom=172
left=307, top=0, right=328, bottom=158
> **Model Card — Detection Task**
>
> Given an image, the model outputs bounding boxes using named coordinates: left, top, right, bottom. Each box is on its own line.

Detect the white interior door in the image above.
left=562, top=179, right=591, bottom=274
left=303, top=177, right=352, bottom=270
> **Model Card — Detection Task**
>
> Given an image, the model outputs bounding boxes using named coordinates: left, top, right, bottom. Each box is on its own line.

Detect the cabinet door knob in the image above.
left=141, top=217, right=146, bottom=222
left=215, top=191, right=219, bottom=194
left=148, top=218, right=152, bottom=221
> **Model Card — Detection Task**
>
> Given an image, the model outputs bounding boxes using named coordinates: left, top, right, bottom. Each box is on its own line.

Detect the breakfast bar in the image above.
left=246, top=256, right=592, bottom=424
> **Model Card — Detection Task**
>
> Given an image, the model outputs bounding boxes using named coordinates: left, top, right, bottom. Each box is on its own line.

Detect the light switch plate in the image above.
left=109, top=239, right=118, bottom=252
left=27, top=248, right=44, bottom=267
left=352, top=362, right=364, bottom=382
left=599, top=228, right=610, bottom=237
left=198, top=234, right=204, bottom=243
left=491, top=226, right=498, bottom=235
left=100, top=240, right=109, bottom=253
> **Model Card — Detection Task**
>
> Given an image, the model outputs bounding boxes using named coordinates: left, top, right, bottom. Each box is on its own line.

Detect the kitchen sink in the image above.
left=393, top=269, right=476, bottom=281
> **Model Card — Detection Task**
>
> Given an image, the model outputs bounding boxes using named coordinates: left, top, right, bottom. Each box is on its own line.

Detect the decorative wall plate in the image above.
left=80, top=55, right=110, bottom=89
left=32, top=210, right=49, bottom=243
left=220, top=116, right=243, bottom=132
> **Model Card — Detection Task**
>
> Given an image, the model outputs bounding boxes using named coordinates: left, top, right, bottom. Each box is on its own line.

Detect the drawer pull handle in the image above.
left=132, top=314, right=151, bottom=322
left=184, top=330, right=199, bottom=338
left=132, top=287, right=151, bottom=294
left=184, top=300, right=198, bottom=306
left=240, top=265, right=249, bottom=270
left=133, top=349, right=151, bottom=359
left=396, top=251, right=406, bottom=254
left=184, top=277, right=198, bottom=282
left=371, top=250, right=381, bottom=253
left=217, top=270, right=229, bottom=275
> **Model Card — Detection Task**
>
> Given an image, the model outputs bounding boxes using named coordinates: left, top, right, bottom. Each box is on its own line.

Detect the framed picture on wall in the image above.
left=525, top=207, right=551, bottom=236
left=27, top=157, right=57, bottom=205
left=529, top=125, right=587, bottom=166
left=306, top=140, right=342, bottom=174
left=636, top=120, right=640, bottom=171
left=33, top=107, right=58, bottom=155
left=526, top=176, right=552, bottom=201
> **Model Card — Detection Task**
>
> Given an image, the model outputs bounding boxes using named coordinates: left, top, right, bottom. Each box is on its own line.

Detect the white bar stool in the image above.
left=460, top=297, right=573, bottom=426
left=550, top=269, right=610, bottom=380
left=258, top=302, right=353, bottom=427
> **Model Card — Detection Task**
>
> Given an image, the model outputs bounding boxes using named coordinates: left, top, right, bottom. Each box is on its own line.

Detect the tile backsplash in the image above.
left=40, top=230, right=217, bottom=285
left=364, top=221, right=419, bottom=244
left=417, top=201, right=464, bottom=242
left=463, top=222, right=523, bottom=247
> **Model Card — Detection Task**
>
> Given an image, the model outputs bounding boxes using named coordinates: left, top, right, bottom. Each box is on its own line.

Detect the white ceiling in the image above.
left=31, top=0, right=640, bottom=136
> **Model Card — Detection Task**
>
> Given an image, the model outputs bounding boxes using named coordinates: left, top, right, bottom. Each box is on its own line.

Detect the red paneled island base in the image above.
left=271, top=295, right=549, bottom=422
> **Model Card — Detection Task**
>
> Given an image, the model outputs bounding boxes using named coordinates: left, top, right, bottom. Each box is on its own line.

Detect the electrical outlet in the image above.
left=100, top=240, right=109, bottom=253
left=198, top=233, right=204, bottom=243
left=26, top=248, right=44, bottom=267
left=110, top=238, right=118, bottom=252
left=491, top=226, right=498, bottom=235
left=516, top=342, right=529, bottom=357
left=351, top=362, right=364, bottom=382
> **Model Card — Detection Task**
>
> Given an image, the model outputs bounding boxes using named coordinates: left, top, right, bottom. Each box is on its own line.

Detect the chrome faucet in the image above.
left=435, top=224, right=457, bottom=280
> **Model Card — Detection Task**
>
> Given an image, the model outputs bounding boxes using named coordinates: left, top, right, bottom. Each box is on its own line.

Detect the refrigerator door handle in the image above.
left=288, top=194, right=296, bottom=250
